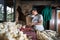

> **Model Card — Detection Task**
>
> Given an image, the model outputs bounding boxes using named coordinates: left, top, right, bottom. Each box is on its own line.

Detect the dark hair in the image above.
left=31, top=8, right=37, bottom=12
left=30, top=8, right=37, bottom=14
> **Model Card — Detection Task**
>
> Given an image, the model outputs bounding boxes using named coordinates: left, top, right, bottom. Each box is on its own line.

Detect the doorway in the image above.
left=33, top=5, right=51, bottom=30
left=33, top=5, right=44, bottom=14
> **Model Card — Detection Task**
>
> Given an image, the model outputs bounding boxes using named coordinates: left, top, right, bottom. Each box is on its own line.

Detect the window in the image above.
left=6, top=0, right=15, bottom=22
left=0, top=0, right=15, bottom=22
left=0, top=0, right=5, bottom=22
left=6, top=6, right=14, bottom=22
left=0, top=4, right=4, bottom=20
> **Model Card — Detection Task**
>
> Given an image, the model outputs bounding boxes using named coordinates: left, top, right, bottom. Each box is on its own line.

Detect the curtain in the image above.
left=42, top=6, right=52, bottom=29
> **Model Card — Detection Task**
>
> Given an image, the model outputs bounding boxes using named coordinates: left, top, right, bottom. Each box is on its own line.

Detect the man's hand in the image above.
left=28, top=23, right=34, bottom=26
left=31, top=23, right=34, bottom=25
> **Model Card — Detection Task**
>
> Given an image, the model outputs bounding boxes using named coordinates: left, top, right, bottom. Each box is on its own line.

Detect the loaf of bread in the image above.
left=36, top=30, right=54, bottom=40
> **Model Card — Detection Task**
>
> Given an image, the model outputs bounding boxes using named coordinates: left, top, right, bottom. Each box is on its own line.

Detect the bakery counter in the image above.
left=0, top=22, right=60, bottom=40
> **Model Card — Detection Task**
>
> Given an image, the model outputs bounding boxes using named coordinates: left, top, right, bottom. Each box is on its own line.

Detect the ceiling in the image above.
left=21, top=0, right=55, bottom=1
left=6, top=0, right=60, bottom=7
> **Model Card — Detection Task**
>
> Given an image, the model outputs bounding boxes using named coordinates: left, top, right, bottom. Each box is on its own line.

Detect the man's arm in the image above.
left=38, top=15, right=43, bottom=25
left=33, top=15, right=43, bottom=25
left=37, top=15, right=43, bottom=25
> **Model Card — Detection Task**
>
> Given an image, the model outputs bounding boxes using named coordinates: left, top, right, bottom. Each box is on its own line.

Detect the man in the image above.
left=29, top=8, right=44, bottom=31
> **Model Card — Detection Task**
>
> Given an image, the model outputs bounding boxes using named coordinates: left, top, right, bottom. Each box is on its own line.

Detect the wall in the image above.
left=15, top=0, right=33, bottom=24
left=56, top=7, right=60, bottom=33
left=50, top=9, right=55, bottom=30
left=15, top=0, right=21, bottom=23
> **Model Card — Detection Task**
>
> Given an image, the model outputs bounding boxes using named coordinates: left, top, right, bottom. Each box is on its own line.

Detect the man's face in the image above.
left=32, top=10, right=38, bottom=15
